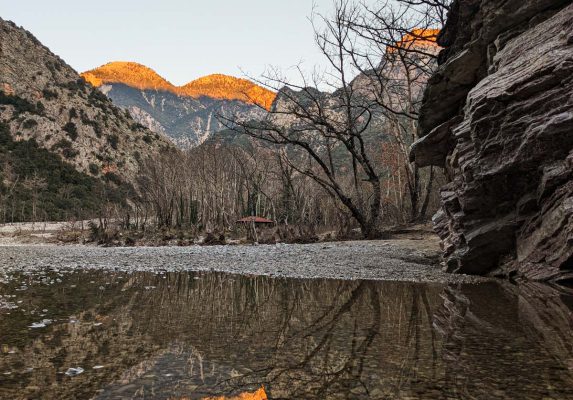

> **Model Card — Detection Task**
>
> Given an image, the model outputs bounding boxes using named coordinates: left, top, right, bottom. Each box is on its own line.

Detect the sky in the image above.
left=1, top=0, right=362, bottom=86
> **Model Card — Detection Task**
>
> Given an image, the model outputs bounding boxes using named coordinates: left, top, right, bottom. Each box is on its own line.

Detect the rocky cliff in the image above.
left=82, top=62, right=275, bottom=147
left=410, top=0, right=573, bottom=281
left=0, top=19, right=173, bottom=181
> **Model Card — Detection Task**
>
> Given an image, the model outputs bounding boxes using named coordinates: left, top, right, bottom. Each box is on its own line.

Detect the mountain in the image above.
left=81, top=62, right=276, bottom=147
left=81, top=62, right=174, bottom=92
left=0, top=20, right=173, bottom=179
left=0, top=18, right=174, bottom=221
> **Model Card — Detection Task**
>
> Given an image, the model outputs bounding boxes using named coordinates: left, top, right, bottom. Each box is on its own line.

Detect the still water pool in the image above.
left=0, top=268, right=572, bottom=399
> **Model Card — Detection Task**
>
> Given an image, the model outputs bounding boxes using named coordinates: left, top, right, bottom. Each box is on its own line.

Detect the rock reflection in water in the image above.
left=0, top=270, right=571, bottom=399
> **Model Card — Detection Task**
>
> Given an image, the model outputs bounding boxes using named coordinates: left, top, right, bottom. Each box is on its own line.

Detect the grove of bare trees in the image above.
left=131, top=142, right=347, bottom=241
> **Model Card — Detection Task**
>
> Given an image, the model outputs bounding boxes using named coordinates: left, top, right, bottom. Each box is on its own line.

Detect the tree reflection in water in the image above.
left=0, top=270, right=572, bottom=399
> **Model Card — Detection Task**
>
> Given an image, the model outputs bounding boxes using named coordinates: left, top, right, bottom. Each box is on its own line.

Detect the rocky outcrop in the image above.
left=410, top=0, right=573, bottom=280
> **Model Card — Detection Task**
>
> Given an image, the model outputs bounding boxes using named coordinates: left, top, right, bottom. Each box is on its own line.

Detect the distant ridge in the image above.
left=82, top=62, right=276, bottom=110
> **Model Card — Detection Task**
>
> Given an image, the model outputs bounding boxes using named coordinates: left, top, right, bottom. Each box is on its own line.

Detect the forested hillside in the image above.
left=0, top=122, right=129, bottom=221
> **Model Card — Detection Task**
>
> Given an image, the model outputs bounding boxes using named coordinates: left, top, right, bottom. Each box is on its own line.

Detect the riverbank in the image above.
left=0, top=220, right=441, bottom=251
left=0, top=240, right=488, bottom=284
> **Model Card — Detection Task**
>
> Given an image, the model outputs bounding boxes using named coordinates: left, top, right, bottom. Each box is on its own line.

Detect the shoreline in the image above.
left=0, top=239, right=489, bottom=284
left=0, top=220, right=441, bottom=248
left=0, top=221, right=495, bottom=285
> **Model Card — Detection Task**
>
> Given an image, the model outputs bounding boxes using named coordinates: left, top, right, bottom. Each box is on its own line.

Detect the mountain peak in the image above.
left=181, top=74, right=275, bottom=110
left=82, top=61, right=175, bottom=92
left=81, top=64, right=275, bottom=110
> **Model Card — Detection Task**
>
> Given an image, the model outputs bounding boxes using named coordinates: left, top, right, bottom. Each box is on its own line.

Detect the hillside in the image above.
left=0, top=19, right=173, bottom=181
left=0, top=18, right=175, bottom=221
left=81, top=62, right=275, bottom=147
left=91, top=83, right=267, bottom=147
left=0, top=122, right=127, bottom=221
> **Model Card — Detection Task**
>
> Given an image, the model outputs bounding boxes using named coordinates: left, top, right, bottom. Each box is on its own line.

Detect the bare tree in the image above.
left=221, top=2, right=387, bottom=238
left=22, top=172, right=47, bottom=223
left=220, top=0, right=449, bottom=234
left=342, top=0, right=447, bottom=222
left=124, top=3, right=451, bottom=242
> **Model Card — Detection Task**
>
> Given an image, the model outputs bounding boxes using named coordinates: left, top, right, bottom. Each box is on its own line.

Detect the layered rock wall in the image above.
left=411, top=0, right=573, bottom=281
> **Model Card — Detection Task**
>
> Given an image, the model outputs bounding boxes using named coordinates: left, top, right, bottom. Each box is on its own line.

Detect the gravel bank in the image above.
left=0, top=241, right=486, bottom=283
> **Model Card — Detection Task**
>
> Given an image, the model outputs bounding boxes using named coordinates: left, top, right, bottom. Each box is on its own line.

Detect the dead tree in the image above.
left=343, top=0, right=449, bottom=222
left=221, top=3, right=385, bottom=238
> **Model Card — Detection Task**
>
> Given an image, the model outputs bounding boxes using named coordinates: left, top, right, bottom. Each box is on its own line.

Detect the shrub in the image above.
left=52, top=138, right=73, bottom=150
left=42, top=88, right=58, bottom=100
left=131, top=122, right=146, bottom=131
left=79, top=110, right=102, bottom=137
left=68, top=107, right=78, bottom=119
left=63, top=79, right=85, bottom=92
left=0, top=90, right=39, bottom=114
left=45, top=61, right=62, bottom=74
left=107, top=134, right=119, bottom=150
left=62, top=147, right=78, bottom=159
left=104, top=172, right=122, bottom=185
left=93, top=124, right=102, bottom=138
left=22, top=119, right=38, bottom=129
left=88, top=163, right=100, bottom=175
left=88, top=89, right=108, bottom=105
left=36, top=101, right=45, bottom=114
left=62, top=122, right=78, bottom=141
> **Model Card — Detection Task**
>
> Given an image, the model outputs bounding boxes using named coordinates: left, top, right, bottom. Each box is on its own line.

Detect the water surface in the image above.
left=0, top=268, right=572, bottom=399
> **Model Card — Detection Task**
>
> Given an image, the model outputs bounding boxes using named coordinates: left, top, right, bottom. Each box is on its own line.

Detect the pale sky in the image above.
left=0, top=0, right=370, bottom=86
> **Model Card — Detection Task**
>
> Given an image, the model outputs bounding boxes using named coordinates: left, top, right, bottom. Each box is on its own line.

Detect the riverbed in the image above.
left=0, top=243, right=572, bottom=399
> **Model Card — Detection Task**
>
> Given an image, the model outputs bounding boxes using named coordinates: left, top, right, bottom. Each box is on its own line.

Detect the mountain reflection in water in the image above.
left=0, top=270, right=572, bottom=399
left=200, top=387, right=267, bottom=400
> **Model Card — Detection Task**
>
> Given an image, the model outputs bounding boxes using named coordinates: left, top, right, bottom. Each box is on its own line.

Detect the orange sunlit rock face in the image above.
left=2, top=83, right=15, bottom=96
left=81, top=62, right=276, bottom=110
left=171, top=387, right=268, bottom=400
left=391, top=28, right=440, bottom=52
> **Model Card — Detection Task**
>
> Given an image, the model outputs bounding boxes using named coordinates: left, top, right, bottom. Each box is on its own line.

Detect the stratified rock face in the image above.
left=411, top=0, right=573, bottom=280
left=0, top=19, right=173, bottom=180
